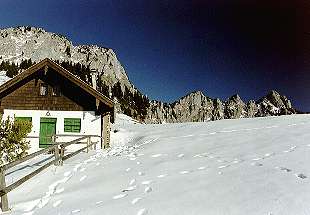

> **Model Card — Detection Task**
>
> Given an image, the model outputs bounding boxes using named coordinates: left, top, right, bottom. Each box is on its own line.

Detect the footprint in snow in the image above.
left=137, top=208, right=148, bottom=215
left=122, top=186, right=137, bottom=192
left=57, top=175, right=72, bottom=185
left=126, top=168, right=131, bottom=172
left=128, top=152, right=138, bottom=158
left=71, top=209, right=81, bottom=214
left=53, top=200, right=62, bottom=208
left=113, top=193, right=128, bottom=199
left=182, top=134, right=193, bottom=137
left=132, top=197, right=142, bottom=205
left=178, top=154, right=184, bottom=158
left=136, top=161, right=141, bottom=165
left=295, top=173, right=307, bottom=179
left=179, top=171, right=190, bottom=174
left=95, top=201, right=103, bottom=205
left=47, top=179, right=67, bottom=196
left=218, top=165, right=229, bottom=169
left=194, top=153, right=208, bottom=158
left=144, top=187, right=152, bottom=193
left=55, top=187, right=65, bottom=194
left=138, top=172, right=145, bottom=176
left=80, top=175, right=87, bottom=182
left=151, top=154, right=163, bottom=158
left=275, top=167, right=291, bottom=172
left=283, top=146, right=297, bottom=153
left=264, top=153, right=275, bottom=158
left=141, top=180, right=153, bottom=185
left=129, top=179, right=136, bottom=186
left=38, top=196, right=51, bottom=208
left=232, top=159, right=243, bottom=164
left=251, top=162, right=263, bottom=167
left=157, top=174, right=168, bottom=178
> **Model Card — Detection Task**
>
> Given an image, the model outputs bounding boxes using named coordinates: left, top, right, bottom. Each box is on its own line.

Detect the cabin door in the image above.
left=39, top=118, right=57, bottom=148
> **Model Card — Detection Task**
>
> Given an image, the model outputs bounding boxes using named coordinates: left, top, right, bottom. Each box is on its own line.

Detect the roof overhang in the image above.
left=0, top=58, right=114, bottom=109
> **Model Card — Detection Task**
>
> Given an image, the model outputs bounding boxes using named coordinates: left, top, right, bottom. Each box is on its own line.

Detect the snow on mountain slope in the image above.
left=0, top=71, right=11, bottom=85
left=5, top=114, right=310, bottom=215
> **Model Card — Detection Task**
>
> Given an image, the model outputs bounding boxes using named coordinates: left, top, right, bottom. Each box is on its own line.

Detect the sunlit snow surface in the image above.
left=0, top=71, right=11, bottom=85
left=6, top=114, right=310, bottom=215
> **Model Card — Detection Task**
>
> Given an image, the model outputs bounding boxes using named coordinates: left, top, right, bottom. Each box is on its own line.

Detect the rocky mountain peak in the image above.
left=224, top=94, right=246, bottom=119
left=145, top=90, right=297, bottom=123
left=0, top=26, right=132, bottom=93
left=229, top=94, right=241, bottom=101
left=265, top=90, right=292, bottom=109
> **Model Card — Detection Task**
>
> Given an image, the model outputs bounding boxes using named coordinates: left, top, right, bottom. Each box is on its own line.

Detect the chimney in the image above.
left=90, top=69, right=97, bottom=90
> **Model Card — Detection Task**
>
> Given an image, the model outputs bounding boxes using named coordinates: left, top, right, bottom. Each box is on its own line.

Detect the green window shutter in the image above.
left=64, top=118, right=81, bottom=133
left=15, top=117, right=32, bottom=125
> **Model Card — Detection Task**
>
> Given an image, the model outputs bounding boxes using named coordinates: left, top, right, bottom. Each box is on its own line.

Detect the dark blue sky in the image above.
left=0, top=0, right=308, bottom=111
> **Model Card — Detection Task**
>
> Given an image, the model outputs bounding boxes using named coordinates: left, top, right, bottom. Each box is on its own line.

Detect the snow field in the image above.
left=4, top=114, right=310, bottom=215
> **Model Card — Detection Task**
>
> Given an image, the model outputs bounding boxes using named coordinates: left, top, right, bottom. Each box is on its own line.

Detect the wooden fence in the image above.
left=0, top=135, right=98, bottom=212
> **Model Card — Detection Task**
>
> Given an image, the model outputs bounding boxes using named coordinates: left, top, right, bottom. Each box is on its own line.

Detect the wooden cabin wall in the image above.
left=0, top=68, right=98, bottom=113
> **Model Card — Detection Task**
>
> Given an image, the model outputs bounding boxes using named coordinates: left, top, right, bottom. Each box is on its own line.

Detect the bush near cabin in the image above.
left=0, top=117, right=32, bottom=165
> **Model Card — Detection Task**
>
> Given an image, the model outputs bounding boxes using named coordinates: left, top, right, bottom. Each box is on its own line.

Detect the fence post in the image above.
left=54, top=145, right=60, bottom=166
left=60, top=147, right=64, bottom=166
left=103, top=113, right=111, bottom=149
left=93, top=139, right=96, bottom=150
left=0, top=167, right=9, bottom=212
left=87, top=137, right=91, bottom=153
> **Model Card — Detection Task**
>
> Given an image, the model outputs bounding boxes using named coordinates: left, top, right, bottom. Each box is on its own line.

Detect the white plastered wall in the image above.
left=2, top=109, right=102, bottom=153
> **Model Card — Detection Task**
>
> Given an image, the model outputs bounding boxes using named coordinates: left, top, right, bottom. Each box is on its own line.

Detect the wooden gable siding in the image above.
left=0, top=67, right=100, bottom=113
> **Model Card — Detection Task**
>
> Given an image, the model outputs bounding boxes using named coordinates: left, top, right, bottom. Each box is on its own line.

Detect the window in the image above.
left=52, top=86, right=61, bottom=96
left=40, top=83, right=48, bottom=96
left=15, top=117, right=32, bottom=125
left=64, top=118, right=81, bottom=133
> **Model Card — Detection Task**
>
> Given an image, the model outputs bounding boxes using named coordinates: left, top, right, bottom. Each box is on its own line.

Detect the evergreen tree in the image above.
left=0, top=117, right=32, bottom=165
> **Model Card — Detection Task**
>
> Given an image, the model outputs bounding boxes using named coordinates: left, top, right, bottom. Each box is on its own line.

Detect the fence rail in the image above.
left=0, top=135, right=99, bottom=212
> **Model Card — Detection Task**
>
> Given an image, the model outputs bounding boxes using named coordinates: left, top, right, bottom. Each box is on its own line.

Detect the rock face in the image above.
left=256, top=90, right=295, bottom=116
left=224, top=94, right=246, bottom=119
left=145, top=90, right=297, bottom=124
left=0, top=26, right=132, bottom=91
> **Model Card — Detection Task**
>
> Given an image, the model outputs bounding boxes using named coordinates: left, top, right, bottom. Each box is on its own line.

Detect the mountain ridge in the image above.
left=0, top=26, right=300, bottom=123
left=145, top=90, right=297, bottom=123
